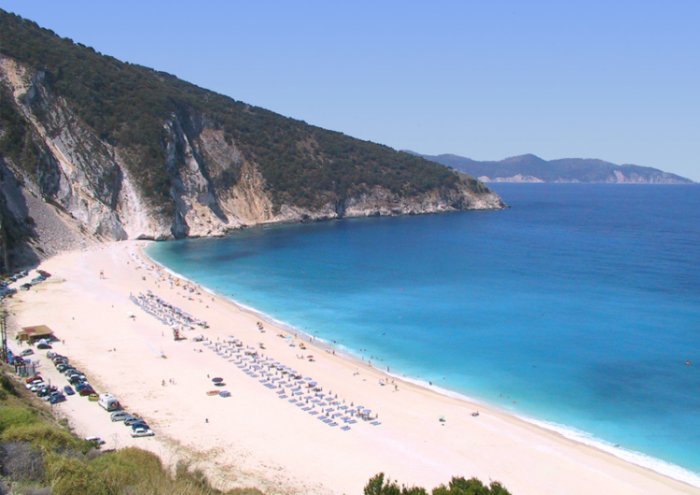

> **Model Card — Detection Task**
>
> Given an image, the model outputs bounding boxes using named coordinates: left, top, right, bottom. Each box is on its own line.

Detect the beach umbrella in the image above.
left=212, top=377, right=224, bottom=383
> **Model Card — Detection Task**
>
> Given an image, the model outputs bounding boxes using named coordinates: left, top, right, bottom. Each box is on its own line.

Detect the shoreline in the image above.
left=141, top=241, right=700, bottom=489
left=5, top=240, right=699, bottom=495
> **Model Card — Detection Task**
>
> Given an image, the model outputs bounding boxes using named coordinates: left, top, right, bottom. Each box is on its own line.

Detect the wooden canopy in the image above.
left=17, top=325, right=55, bottom=342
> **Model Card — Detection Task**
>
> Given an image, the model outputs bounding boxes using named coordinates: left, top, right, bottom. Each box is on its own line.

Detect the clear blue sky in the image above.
left=2, top=0, right=699, bottom=180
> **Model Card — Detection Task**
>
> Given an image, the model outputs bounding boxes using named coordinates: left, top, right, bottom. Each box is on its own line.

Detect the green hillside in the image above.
left=0, top=10, right=473, bottom=215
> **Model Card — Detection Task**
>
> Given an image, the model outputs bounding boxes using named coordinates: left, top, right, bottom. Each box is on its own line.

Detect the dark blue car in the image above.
left=130, top=421, right=149, bottom=430
left=63, top=385, right=75, bottom=396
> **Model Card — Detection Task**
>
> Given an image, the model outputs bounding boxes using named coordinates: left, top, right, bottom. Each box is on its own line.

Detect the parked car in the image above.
left=131, top=427, right=154, bottom=438
left=28, top=382, right=45, bottom=392
left=0, top=287, right=17, bottom=299
left=76, top=383, right=95, bottom=396
left=37, top=386, right=57, bottom=398
left=124, top=416, right=143, bottom=426
left=130, top=421, right=149, bottom=431
left=110, top=411, right=130, bottom=422
left=69, top=375, right=86, bottom=385
left=37, top=342, right=52, bottom=350
left=44, top=392, right=58, bottom=401
left=20, top=349, right=34, bottom=356
left=63, top=385, right=75, bottom=396
left=48, top=393, right=66, bottom=404
left=25, top=375, right=42, bottom=384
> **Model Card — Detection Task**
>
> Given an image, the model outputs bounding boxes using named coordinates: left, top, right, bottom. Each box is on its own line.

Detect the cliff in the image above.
left=412, top=152, right=694, bottom=184
left=0, top=11, right=504, bottom=270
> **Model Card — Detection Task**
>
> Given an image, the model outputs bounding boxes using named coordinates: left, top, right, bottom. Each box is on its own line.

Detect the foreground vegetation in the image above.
left=1, top=367, right=511, bottom=494
left=0, top=368, right=261, bottom=495
left=364, top=473, right=511, bottom=495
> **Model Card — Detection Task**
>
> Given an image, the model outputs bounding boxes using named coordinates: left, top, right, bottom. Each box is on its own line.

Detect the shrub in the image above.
left=90, top=447, right=165, bottom=491
left=0, top=406, right=37, bottom=433
left=364, top=473, right=429, bottom=495
left=45, top=454, right=109, bottom=495
left=0, top=373, right=18, bottom=396
left=0, top=441, right=44, bottom=481
left=364, top=474, right=512, bottom=495
left=1, top=423, right=82, bottom=451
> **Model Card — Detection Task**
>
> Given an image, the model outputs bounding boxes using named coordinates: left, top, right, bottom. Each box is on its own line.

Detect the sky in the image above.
left=2, top=0, right=699, bottom=180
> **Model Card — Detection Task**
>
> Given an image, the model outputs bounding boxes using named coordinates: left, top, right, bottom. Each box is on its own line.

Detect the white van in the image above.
left=98, top=393, right=121, bottom=411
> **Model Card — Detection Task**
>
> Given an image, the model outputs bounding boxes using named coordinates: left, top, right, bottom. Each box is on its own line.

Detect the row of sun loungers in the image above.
left=200, top=336, right=382, bottom=431
left=130, top=290, right=208, bottom=330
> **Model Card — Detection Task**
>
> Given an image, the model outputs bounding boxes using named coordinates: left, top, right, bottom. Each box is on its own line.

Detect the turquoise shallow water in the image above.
left=147, top=184, right=700, bottom=481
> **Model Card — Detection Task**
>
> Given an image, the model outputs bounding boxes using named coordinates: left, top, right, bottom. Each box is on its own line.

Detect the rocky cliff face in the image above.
left=0, top=54, right=503, bottom=269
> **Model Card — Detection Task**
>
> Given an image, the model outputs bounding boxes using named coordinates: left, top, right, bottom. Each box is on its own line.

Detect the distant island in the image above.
left=409, top=152, right=694, bottom=184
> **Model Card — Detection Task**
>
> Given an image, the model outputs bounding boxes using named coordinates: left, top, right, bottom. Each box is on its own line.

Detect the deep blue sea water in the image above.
left=147, top=184, right=700, bottom=482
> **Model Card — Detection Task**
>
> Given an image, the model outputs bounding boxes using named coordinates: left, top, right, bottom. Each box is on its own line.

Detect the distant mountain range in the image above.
left=408, top=152, right=694, bottom=184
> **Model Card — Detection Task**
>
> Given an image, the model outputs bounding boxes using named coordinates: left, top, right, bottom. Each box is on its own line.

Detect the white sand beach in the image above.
left=4, top=241, right=699, bottom=495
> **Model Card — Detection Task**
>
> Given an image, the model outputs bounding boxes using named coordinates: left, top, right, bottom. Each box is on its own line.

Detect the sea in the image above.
left=147, top=184, right=700, bottom=485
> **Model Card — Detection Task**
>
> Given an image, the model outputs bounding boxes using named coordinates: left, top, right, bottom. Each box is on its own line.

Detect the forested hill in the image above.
left=0, top=10, right=503, bottom=269
left=412, top=152, right=693, bottom=184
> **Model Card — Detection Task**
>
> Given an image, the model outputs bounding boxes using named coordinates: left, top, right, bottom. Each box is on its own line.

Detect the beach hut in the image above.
left=17, top=325, right=55, bottom=344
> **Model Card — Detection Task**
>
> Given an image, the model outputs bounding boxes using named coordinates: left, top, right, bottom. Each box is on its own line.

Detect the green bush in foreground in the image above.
left=365, top=473, right=512, bottom=495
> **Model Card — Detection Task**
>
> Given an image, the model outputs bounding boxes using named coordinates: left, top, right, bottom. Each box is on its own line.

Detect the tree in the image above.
left=364, top=473, right=429, bottom=495
left=365, top=474, right=511, bottom=495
